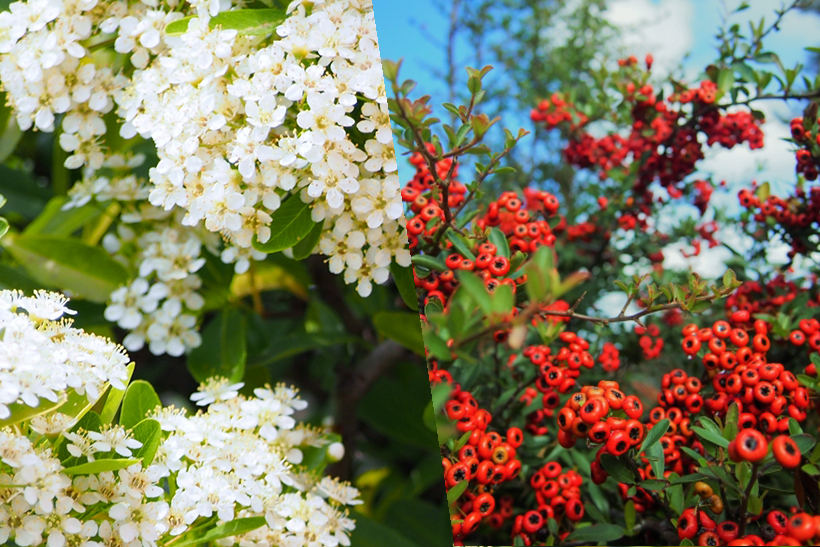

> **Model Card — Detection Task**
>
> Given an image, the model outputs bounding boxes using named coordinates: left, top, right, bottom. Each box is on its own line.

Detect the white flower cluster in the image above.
left=0, top=0, right=409, bottom=355
left=0, top=289, right=130, bottom=421
left=119, top=0, right=408, bottom=298
left=0, top=296, right=360, bottom=547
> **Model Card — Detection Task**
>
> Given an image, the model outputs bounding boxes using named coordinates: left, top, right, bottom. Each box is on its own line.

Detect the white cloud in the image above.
left=606, top=0, right=695, bottom=71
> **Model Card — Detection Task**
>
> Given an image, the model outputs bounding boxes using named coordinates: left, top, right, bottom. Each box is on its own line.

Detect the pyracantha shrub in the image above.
left=386, top=1, right=820, bottom=545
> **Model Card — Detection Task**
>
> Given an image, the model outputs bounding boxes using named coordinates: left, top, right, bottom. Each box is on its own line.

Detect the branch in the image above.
left=455, top=291, right=723, bottom=349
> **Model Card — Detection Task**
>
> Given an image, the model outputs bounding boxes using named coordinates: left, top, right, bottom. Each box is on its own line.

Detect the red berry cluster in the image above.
left=556, top=381, right=644, bottom=460
left=725, top=281, right=817, bottom=323
left=790, top=115, right=820, bottom=180
left=654, top=368, right=704, bottom=417
left=679, top=319, right=811, bottom=429
left=679, top=507, right=820, bottom=546
left=529, top=93, right=587, bottom=131
left=597, top=342, right=621, bottom=372
left=511, top=462, right=584, bottom=545
left=738, top=185, right=820, bottom=258
left=635, top=323, right=664, bottom=359
left=440, top=385, right=524, bottom=542
left=407, top=168, right=561, bottom=308
left=531, top=62, right=764, bottom=221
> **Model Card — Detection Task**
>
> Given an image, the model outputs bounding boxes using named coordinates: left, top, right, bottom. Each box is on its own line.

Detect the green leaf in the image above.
left=3, top=235, right=129, bottom=303
left=724, top=402, right=740, bottom=440
left=692, top=423, right=730, bottom=448
left=165, top=9, right=287, bottom=36
left=172, top=517, right=267, bottom=547
left=252, top=195, right=316, bottom=253
left=410, top=254, right=447, bottom=272
left=640, top=419, right=669, bottom=453
left=447, top=479, right=468, bottom=505
left=645, top=441, right=665, bottom=483
left=600, top=454, right=634, bottom=484
left=0, top=108, right=22, bottom=164
left=565, top=523, right=624, bottom=543
left=383, top=499, right=451, bottom=547
left=120, top=381, right=161, bottom=430
left=668, top=483, right=684, bottom=515
left=24, top=197, right=101, bottom=237
left=793, top=434, right=816, bottom=455
left=290, top=219, right=323, bottom=260
left=390, top=262, right=418, bottom=311
left=63, top=458, right=140, bottom=475
left=247, top=331, right=357, bottom=368
left=349, top=511, right=422, bottom=547
left=0, top=394, right=67, bottom=428
left=187, top=307, right=247, bottom=384
left=446, top=231, right=476, bottom=261
left=131, top=419, right=161, bottom=466
left=456, top=271, right=492, bottom=314
left=360, top=371, right=438, bottom=450
left=492, top=283, right=514, bottom=315
left=99, top=362, right=135, bottom=424
left=373, top=311, right=423, bottom=355
left=624, top=500, right=636, bottom=535
left=717, top=68, right=735, bottom=97
left=488, top=228, right=510, bottom=258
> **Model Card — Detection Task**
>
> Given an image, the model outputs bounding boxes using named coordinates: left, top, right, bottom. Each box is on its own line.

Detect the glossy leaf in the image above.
left=373, top=311, right=424, bottom=355
left=187, top=307, right=247, bottom=384
left=131, top=418, right=161, bottom=466
left=63, top=458, right=141, bottom=476
left=166, top=9, right=286, bottom=36
left=3, top=234, right=129, bottom=303
left=99, top=362, right=135, bottom=424
left=252, top=195, right=316, bottom=254
left=172, top=517, right=267, bottom=547
left=391, top=261, right=418, bottom=310
left=120, top=380, right=161, bottom=430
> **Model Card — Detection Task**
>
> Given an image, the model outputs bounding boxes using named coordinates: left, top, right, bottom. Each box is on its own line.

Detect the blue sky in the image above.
left=372, top=0, right=820, bottom=279
left=373, top=0, right=820, bottom=96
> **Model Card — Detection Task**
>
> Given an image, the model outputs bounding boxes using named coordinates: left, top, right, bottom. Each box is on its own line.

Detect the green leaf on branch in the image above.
left=457, top=271, right=493, bottom=314
left=565, top=524, right=624, bottom=543
left=793, top=434, right=816, bottom=455
left=24, top=197, right=102, bottom=238
left=489, top=227, right=510, bottom=258
left=447, top=480, right=469, bottom=506
left=645, top=441, right=665, bottom=482
left=99, top=362, right=135, bottom=424
left=165, top=9, right=286, bottom=36
left=640, top=419, right=670, bottom=453
left=63, top=458, right=141, bottom=475
left=252, top=195, right=317, bottom=254
left=172, top=517, right=267, bottom=547
left=410, top=254, right=447, bottom=272
left=187, top=307, right=247, bottom=384
left=373, top=311, right=424, bottom=355
left=600, top=454, right=634, bottom=484
left=120, top=381, right=161, bottom=430
left=290, top=219, right=323, bottom=260
left=3, top=234, right=129, bottom=303
left=446, top=231, right=476, bottom=261
left=0, top=395, right=67, bottom=428
left=390, top=261, right=418, bottom=311
left=131, top=418, right=162, bottom=466
left=624, top=500, right=636, bottom=535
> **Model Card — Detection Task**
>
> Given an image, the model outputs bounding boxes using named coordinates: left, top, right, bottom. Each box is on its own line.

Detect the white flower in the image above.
left=87, top=426, right=143, bottom=457
left=190, top=377, right=244, bottom=406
